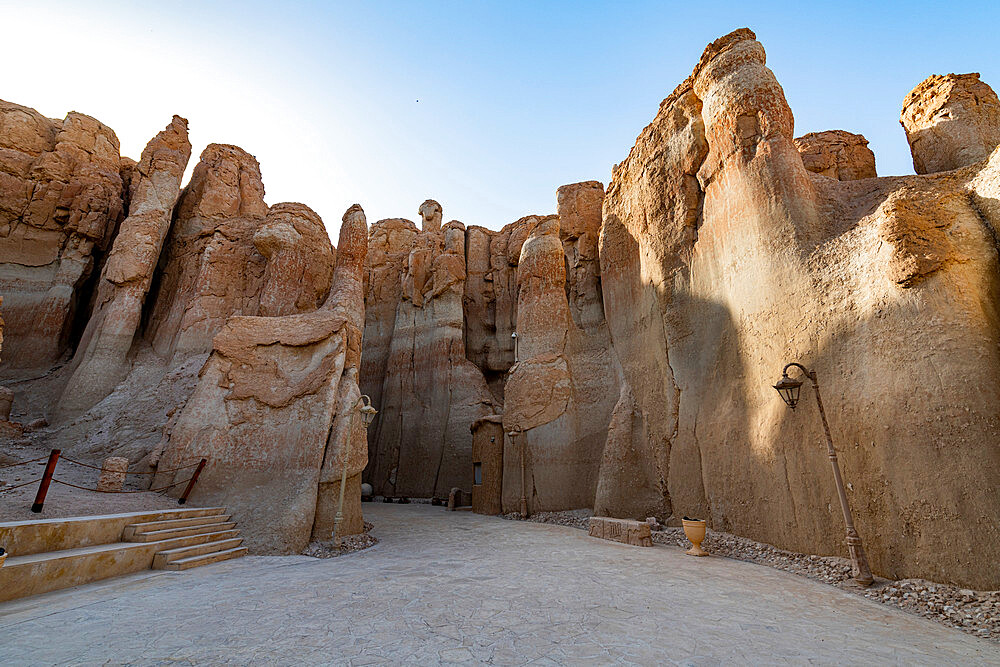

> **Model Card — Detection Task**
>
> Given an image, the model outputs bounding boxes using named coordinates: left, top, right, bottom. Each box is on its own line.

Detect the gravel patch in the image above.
left=0, top=440, right=179, bottom=521
left=302, top=522, right=378, bottom=558
left=503, top=509, right=999, bottom=643
left=502, top=508, right=592, bottom=530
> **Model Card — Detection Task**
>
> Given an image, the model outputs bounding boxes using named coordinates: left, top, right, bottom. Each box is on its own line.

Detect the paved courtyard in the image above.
left=1, top=504, right=997, bottom=665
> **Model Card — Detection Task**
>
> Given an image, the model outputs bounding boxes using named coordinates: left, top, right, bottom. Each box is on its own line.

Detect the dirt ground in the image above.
left=0, top=440, right=181, bottom=522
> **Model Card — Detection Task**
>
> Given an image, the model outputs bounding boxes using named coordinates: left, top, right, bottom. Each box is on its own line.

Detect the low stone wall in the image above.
left=587, top=517, right=652, bottom=547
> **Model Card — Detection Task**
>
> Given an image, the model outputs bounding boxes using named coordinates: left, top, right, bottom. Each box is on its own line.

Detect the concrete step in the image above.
left=152, top=537, right=243, bottom=569
left=150, top=529, right=240, bottom=552
left=124, top=521, right=236, bottom=543
left=122, top=514, right=229, bottom=539
left=0, top=507, right=230, bottom=558
left=161, top=545, right=248, bottom=571
left=0, top=542, right=158, bottom=603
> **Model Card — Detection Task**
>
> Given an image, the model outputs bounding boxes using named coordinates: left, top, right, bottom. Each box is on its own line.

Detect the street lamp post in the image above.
left=511, top=332, right=519, bottom=363
left=773, top=362, right=874, bottom=586
left=334, top=394, right=378, bottom=548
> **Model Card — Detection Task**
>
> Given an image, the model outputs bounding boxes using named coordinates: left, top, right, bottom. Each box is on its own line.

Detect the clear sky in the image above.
left=4, top=1, right=999, bottom=237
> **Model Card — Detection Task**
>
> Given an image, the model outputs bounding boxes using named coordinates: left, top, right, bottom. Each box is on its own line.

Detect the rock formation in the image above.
left=254, top=202, right=335, bottom=317
left=463, top=215, right=543, bottom=393
left=366, top=203, right=497, bottom=499
left=599, top=28, right=1000, bottom=589
left=153, top=205, right=369, bottom=554
left=794, top=130, right=876, bottom=181
left=145, top=143, right=268, bottom=364
left=901, top=73, right=1000, bottom=174
left=57, top=116, right=192, bottom=418
left=501, top=194, right=618, bottom=513
left=2, top=29, right=999, bottom=590
left=359, top=217, right=419, bottom=469
left=0, top=100, right=125, bottom=371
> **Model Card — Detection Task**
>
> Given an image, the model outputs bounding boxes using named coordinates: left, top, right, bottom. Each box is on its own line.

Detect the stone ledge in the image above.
left=588, top=517, right=653, bottom=547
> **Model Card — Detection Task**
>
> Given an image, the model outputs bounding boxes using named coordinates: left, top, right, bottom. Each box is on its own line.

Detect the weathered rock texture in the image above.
left=96, top=456, right=128, bottom=492
left=0, top=99, right=369, bottom=555
left=587, top=516, right=653, bottom=547
left=599, top=28, right=1000, bottom=589
left=0, top=100, right=125, bottom=371
left=58, top=116, right=192, bottom=418
left=901, top=73, right=1000, bottom=174
left=4, top=30, right=1000, bottom=589
left=501, top=190, right=618, bottom=513
left=153, top=205, right=369, bottom=554
left=362, top=189, right=618, bottom=509
left=794, top=130, right=876, bottom=181
left=366, top=205, right=497, bottom=499
left=145, top=143, right=269, bottom=364
left=254, top=203, right=335, bottom=317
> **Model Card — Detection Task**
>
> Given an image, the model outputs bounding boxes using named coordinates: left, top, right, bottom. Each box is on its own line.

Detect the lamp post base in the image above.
left=333, top=515, right=343, bottom=549
left=847, top=531, right=874, bottom=586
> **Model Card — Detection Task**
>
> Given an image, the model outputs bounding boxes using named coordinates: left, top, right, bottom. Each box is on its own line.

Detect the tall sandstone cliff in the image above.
left=599, top=28, right=1000, bottom=589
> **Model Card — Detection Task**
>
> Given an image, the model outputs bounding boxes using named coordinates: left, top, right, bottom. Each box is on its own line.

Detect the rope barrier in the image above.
left=51, top=477, right=193, bottom=494
left=0, top=455, right=49, bottom=470
left=58, top=455, right=204, bottom=475
left=56, top=456, right=105, bottom=471
left=0, top=478, right=44, bottom=493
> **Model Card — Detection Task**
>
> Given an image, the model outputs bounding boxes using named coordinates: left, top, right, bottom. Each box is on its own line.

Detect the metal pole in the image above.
left=178, top=458, right=208, bottom=505
left=334, top=401, right=359, bottom=547
left=809, top=372, right=874, bottom=586
left=31, top=449, right=60, bottom=513
left=514, top=430, right=528, bottom=519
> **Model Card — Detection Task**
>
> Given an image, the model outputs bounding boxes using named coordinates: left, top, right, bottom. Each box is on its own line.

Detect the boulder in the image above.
left=901, top=73, right=1000, bottom=174
left=794, top=130, right=876, bottom=181
left=96, top=456, right=129, bottom=492
left=254, top=202, right=336, bottom=317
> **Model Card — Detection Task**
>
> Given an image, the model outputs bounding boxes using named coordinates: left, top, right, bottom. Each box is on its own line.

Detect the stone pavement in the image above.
left=0, top=504, right=997, bottom=665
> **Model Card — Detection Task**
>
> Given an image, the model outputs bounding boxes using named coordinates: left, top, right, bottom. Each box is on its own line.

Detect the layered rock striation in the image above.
left=0, top=101, right=125, bottom=371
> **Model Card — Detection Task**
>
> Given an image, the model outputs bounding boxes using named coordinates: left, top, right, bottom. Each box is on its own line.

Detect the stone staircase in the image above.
left=122, top=509, right=247, bottom=570
left=0, top=506, right=248, bottom=602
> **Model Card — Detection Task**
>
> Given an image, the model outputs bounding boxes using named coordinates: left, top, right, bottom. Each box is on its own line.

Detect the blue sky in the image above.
left=4, top=1, right=999, bottom=235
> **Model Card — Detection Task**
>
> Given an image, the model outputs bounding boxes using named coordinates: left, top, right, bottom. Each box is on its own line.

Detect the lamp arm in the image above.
left=781, top=361, right=814, bottom=380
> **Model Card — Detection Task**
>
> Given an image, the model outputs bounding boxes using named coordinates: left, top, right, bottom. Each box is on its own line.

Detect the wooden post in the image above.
left=178, top=458, right=207, bottom=505
left=31, top=449, right=60, bottom=513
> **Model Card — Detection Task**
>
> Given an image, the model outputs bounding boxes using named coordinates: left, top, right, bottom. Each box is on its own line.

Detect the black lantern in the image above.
left=773, top=373, right=803, bottom=409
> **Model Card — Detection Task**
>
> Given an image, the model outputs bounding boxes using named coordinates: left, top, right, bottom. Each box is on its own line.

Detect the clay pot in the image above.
left=682, top=517, right=708, bottom=556
left=0, top=548, right=6, bottom=568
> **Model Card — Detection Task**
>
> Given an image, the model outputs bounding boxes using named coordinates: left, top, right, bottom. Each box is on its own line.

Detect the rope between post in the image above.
left=0, top=455, right=49, bottom=469
left=0, top=478, right=44, bottom=493
left=59, top=455, right=204, bottom=474
left=50, top=478, right=193, bottom=494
